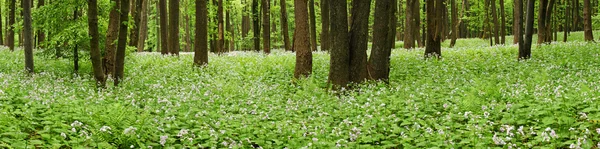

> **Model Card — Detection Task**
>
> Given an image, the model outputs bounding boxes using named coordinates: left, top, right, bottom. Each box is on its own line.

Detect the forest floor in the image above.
left=1, top=31, right=600, bottom=148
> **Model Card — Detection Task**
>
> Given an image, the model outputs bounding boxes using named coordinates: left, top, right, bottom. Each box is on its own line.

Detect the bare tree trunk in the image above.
left=23, top=0, right=33, bottom=73
left=520, top=0, right=534, bottom=59
left=294, top=0, right=312, bottom=79
left=252, top=0, right=260, bottom=51
left=416, top=0, right=423, bottom=47
left=114, top=0, right=130, bottom=86
left=137, top=0, right=149, bottom=52
left=328, top=0, right=349, bottom=87
left=449, top=0, right=458, bottom=47
left=104, top=0, right=120, bottom=75
left=8, top=0, right=15, bottom=51
left=309, top=0, right=317, bottom=51
left=564, top=0, right=570, bottom=42
left=0, top=0, right=4, bottom=46
left=87, top=0, right=105, bottom=86
left=537, top=0, right=548, bottom=44
left=499, top=0, right=506, bottom=44
left=159, top=0, right=168, bottom=54
left=194, top=0, right=208, bottom=66
left=319, top=0, right=329, bottom=51
left=242, top=0, right=250, bottom=51
left=513, top=0, right=522, bottom=44
left=130, top=0, right=142, bottom=47
left=262, top=0, right=270, bottom=53
left=348, top=0, right=371, bottom=83
left=369, top=0, right=396, bottom=81
left=491, top=0, right=500, bottom=45
left=583, top=0, right=594, bottom=41
left=168, top=0, right=179, bottom=55
left=281, top=0, right=291, bottom=51
left=425, top=0, right=443, bottom=58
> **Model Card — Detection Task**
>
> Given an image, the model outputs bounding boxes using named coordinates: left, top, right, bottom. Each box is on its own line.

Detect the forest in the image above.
left=1, top=0, right=600, bottom=148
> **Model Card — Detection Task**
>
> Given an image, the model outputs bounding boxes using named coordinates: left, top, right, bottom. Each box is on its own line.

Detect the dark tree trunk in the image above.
left=242, top=0, right=250, bottom=51
left=520, top=0, right=534, bottom=59
left=159, top=0, right=168, bottom=54
left=348, top=0, right=371, bottom=83
left=513, top=0, right=522, bottom=44
left=130, top=0, right=142, bottom=47
left=217, top=0, right=224, bottom=53
left=537, top=0, right=547, bottom=44
left=8, top=0, right=14, bottom=51
left=36, top=0, right=44, bottom=48
left=104, top=0, right=119, bottom=75
left=320, top=0, right=330, bottom=51
left=281, top=0, right=291, bottom=51
left=574, top=0, right=580, bottom=30
left=499, top=0, right=506, bottom=44
left=449, top=0, right=458, bottom=47
left=425, top=0, right=443, bottom=58
left=252, top=0, right=260, bottom=51
left=583, top=0, right=594, bottom=41
left=169, top=0, right=180, bottom=55
left=114, top=0, right=130, bottom=86
left=23, top=0, right=33, bottom=73
left=294, top=0, right=312, bottom=79
left=87, top=0, right=105, bottom=87
left=227, top=11, right=234, bottom=51
left=328, top=0, right=349, bottom=87
left=389, top=0, right=398, bottom=48
left=262, top=0, right=270, bottom=53
left=73, top=9, right=79, bottom=73
left=543, top=0, right=556, bottom=43
left=416, top=0, right=424, bottom=47
left=194, top=0, right=208, bottom=66
left=491, top=0, right=500, bottom=45
left=137, top=0, right=149, bottom=52
left=0, top=1, right=3, bottom=46
left=404, top=0, right=420, bottom=49
left=369, top=0, right=396, bottom=81
left=309, top=0, right=317, bottom=51
left=564, top=0, right=570, bottom=42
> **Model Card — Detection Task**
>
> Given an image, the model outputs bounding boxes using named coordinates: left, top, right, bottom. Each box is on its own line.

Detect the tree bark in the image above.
left=520, top=0, right=534, bottom=59
left=226, top=10, right=232, bottom=52
left=130, top=0, right=142, bottom=47
left=499, top=0, right=506, bottom=44
left=262, top=0, right=270, bottom=53
left=449, top=0, right=458, bottom=47
left=23, top=0, right=33, bottom=73
left=73, top=9, right=80, bottom=73
left=537, top=0, right=547, bottom=44
left=564, top=0, right=569, bottom=42
left=114, top=0, right=130, bottom=86
left=87, top=0, right=105, bottom=86
left=194, top=0, right=208, bottom=66
left=104, top=0, right=120, bottom=75
left=8, top=0, right=15, bottom=51
left=294, top=0, right=312, bottom=79
left=513, top=0, right=522, bottom=44
left=348, top=0, right=371, bottom=83
left=416, top=0, right=424, bottom=47
left=252, top=0, right=260, bottom=51
left=280, top=0, right=291, bottom=51
left=583, top=0, right=594, bottom=41
left=216, top=0, right=225, bottom=53
left=309, top=0, right=317, bottom=51
left=169, top=0, right=180, bottom=55
left=328, top=0, right=349, bottom=87
left=491, top=0, right=500, bottom=45
left=159, top=0, right=168, bottom=54
left=425, top=0, right=443, bottom=58
left=369, top=0, right=395, bottom=81
left=320, top=0, right=329, bottom=51
left=0, top=0, right=4, bottom=46
left=404, top=0, right=419, bottom=49
left=137, top=0, right=149, bottom=52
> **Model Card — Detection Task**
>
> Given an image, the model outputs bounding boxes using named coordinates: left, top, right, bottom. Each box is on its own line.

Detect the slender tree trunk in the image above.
left=564, top=0, right=570, bottom=42
left=491, top=0, right=500, bottom=45
left=369, top=0, right=396, bottom=81
left=159, top=0, right=168, bottom=54
left=404, top=0, right=420, bottom=49
left=137, top=0, right=149, bottom=52
left=252, top=0, right=260, bottom=51
left=574, top=0, right=580, bottom=31
left=543, top=0, right=555, bottom=43
left=23, top=0, right=33, bottom=73
left=114, top=0, right=130, bottom=86
left=537, top=0, right=547, bottom=44
left=499, top=0, right=506, bottom=44
left=449, top=0, right=458, bottom=47
left=168, top=0, right=180, bottom=55
left=425, top=0, right=443, bottom=58
left=583, top=0, right=594, bottom=41
left=8, top=0, right=15, bottom=51
left=389, top=0, right=398, bottom=48
left=0, top=0, right=3, bottom=46
left=73, top=9, right=80, bottom=73
left=520, top=0, right=534, bottom=59
left=155, top=0, right=160, bottom=52
left=348, top=0, right=371, bottom=83
left=36, top=0, right=45, bottom=48
left=87, top=0, right=105, bottom=86
left=262, top=0, right=270, bottom=53
left=514, top=0, right=522, bottom=44
left=130, top=0, right=142, bottom=47
left=104, top=0, right=120, bottom=75
left=308, top=0, right=317, bottom=51
left=416, top=0, right=424, bottom=47
left=280, top=0, right=291, bottom=51
left=194, top=0, right=208, bottom=66
left=320, top=0, right=329, bottom=51
left=226, top=10, right=232, bottom=52
left=294, top=0, right=312, bottom=79
left=328, top=0, right=349, bottom=86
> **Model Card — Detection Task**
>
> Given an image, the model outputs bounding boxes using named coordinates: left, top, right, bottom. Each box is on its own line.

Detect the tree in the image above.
left=262, top=0, right=270, bottom=53
left=424, top=0, right=443, bottom=58
left=194, top=0, right=208, bottom=66
left=8, top=0, right=15, bottom=51
left=130, top=0, right=143, bottom=47
left=499, top=0, right=506, bottom=44
left=349, top=0, right=371, bottom=83
left=280, top=0, right=291, bottom=51
left=114, top=0, right=130, bottom=86
left=252, top=0, right=260, bottom=51
left=36, top=0, right=45, bottom=47
left=369, top=0, right=396, bottom=81
left=217, top=0, right=225, bottom=53
left=105, top=0, right=120, bottom=75
left=159, top=0, right=168, bottom=54
left=23, top=0, right=33, bottom=73
left=294, top=0, right=312, bottom=79
left=491, top=0, right=499, bottom=45
left=0, top=0, right=3, bottom=46
left=328, top=0, right=349, bottom=87
left=87, top=0, right=105, bottom=86
left=449, top=0, right=458, bottom=47
left=583, top=0, right=594, bottom=41
left=137, top=0, right=149, bottom=52
left=320, top=0, right=329, bottom=51
left=404, top=0, right=419, bottom=49
left=169, top=0, right=180, bottom=55
left=520, top=0, right=534, bottom=59
left=309, top=0, right=317, bottom=51
left=513, top=0, right=522, bottom=44
left=563, top=0, right=570, bottom=42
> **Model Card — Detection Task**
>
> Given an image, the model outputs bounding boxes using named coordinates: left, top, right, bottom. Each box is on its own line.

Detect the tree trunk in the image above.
left=328, top=0, right=349, bottom=86
left=583, top=0, right=594, bottom=41
left=491, top=0, right=499, bottom=45
left=8, top=0, right=15, bottom=51
left=104, top=0, right=120, bottom=75
left=114, top=0, right=130, bottom=86
left=425, top=0, right=443, bottom=58
left=137, top=0, right=149, bottom=52
left=348, top=0, right=371, bottom=83
left=194, top=0, right=208, bottom=66
left=262, top=0, right=270, bottom=53
left=168, top=0, right=180, bottom=55
left=520, top=0, right=534, bottom=59
left=389, top=0, right=398, bottom=48
left=226, top=10, right=232, bottom=52
left=23, top=0, right=33, bottom=73
left=280, top=0, right=291, bottom=51
left=449, top=0, right=458, bottom=47
left=73, top=9, right=80, bottom=73
left=574, top=0, right=580, bottom=31
left=308, top=0, right=317, bottom=51
left=320, top=0, right=329, bottom=51
left=242, top=0, right=250, bottom=51
left=543, top=0, right=555, bottom=43
left=0, top=0, right=3, bottom=46
left=416, top=0, right=424, bottom=47
left=294, top=0, right=312, bottom=79
left=369, top=0, right=395, bottom=81
left=564, top=0, right=569, bottom=42
left=499, top=0, right=506, bottom=44
left=87, top=0, right=106, bottom=86
left=159, top=0, right=168, bottom=54
left=404, top=0, right=420, bottom=49
left=36, top=0, right=44, bottom=48
left=252, top=0, right=260, bottom=51
left=130, top=0, right=142, bottom=47
left=513, top=0, right=522, bottom=44
left=537, top=0, right=547, bottom=44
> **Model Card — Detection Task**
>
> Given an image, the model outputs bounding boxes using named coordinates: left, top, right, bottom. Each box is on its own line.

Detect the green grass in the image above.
left=1, top=31, right=600, bottom=148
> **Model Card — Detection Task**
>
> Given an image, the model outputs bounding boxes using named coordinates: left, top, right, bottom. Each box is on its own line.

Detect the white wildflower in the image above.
left=124, top=126, right=137, bottom=135
left=312, top=138, right=318, bottom=142
left=130, top=145, right=134, bottom=148
left=71, top=128, right=76, bottom=132
left=60, top=132, right=67, bottom=139
left=177, top=129, right=189, bottom=137
left=492, top=133, right=506, bottom=145
left=160, top=135, right=168, bottom=146
left=443, top=103, right=449, bottom=109
left=99, top=126, right=111, bottom=132
left=596, top=128, right=600, bottom=134
left=70, top=120, right=83, bottom=127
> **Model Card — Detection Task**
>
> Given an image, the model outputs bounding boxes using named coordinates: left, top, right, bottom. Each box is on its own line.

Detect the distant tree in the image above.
left=449, top=0, right=458, bottom=47
left=424, top=0, right=443, bottom=58
left=194, top=0, right=208, bottom=66
left=87, top=0, right=105, bottom=86
left=320, top=0, right=329, bottom=51
left=73, top=9, right=80, bottom=73
left=491, top=0, right=499, bottom=45
left=105, top=0, right=119, bottom=75
left=130, top=0, right=143, bottom=47
left=520, top=0, right=534, bottom=59
left=404, top=0, right=419, bottom=49
left=159, top=0, right=168, bottom=54
left=169, top=0, right=180, bottom=55
left=563, top=0, right=569, bottom=42
left=23, top=0, right=33, bottom=73
left=36, top=0, right=44, bottom=48
left=369, top=0, right=396, bottom=81
left=583, top=0, right=594, bottom=41
left=114, top=0, right=130, bottom=86
left=8, top=0, right=15, bottom=51
left=0, top=1, right=3, bottom=46
left=328, top=0, right=349, bottom=87
left=499, top=0, right=506, bottom=44
left=309, top=0, right=317, bottom=51
left=137, top=0, right=149, bottom=52
left=513, top=0, right=523, bottom=44
left=217, top=0, right=224, bottom=53
left=262, top=0, right=270, bottom=54
left=280, top=0, right=291, bottom=51
left=252, top=0, right=260, bottom=51
left=294, top=0, right=312, bottom=79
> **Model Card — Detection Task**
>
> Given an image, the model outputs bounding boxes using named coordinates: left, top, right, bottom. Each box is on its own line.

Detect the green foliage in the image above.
left=1, top=31, right=600, bottom=148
